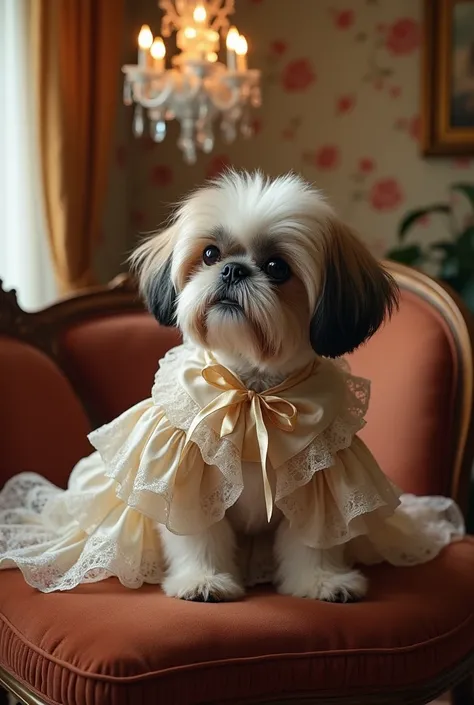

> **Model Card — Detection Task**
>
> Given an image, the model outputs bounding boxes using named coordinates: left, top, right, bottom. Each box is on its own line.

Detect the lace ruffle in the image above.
left=347, top=493, right=465, bottom=566
left=152, top=350, right=244, bottom=524
left=0, top=471, right=163, bottom=591
left=275, top=367, right=369, bottom=502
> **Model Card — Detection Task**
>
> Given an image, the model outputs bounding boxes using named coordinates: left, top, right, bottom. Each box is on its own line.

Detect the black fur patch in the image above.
left=310, top=259, right=399, bottom=358
left=145, top=256, right=177, bottom=327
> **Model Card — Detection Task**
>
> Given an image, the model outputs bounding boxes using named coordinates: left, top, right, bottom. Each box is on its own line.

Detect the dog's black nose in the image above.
left=221, top=262, right=250, bottom=285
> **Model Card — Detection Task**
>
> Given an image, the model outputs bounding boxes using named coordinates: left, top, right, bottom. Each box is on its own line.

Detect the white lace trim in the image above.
left=347, top=493, right=465, bottom=566
left=276, top=368, right=369, bottom=501
left=0, top=473, right=465, bottom=591
left=0, top=472, right=163, bottom=591
left=152, top=369, right=244, bottom=523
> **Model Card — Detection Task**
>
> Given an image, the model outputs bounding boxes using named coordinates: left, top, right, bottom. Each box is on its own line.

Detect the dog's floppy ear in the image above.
left=310, top=219, right=399, bottom=358
left=129, top=226, right=177, bottom=327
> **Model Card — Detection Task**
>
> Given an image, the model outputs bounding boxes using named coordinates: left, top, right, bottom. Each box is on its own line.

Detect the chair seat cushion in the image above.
left=1, top=539, right=474, bottom=705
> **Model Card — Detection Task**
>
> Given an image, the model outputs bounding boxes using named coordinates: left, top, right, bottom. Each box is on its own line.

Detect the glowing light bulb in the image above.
left=184, top=27, right=197, bottom=39
left=235, top=35, right=248, bottom=71
left=207, top=51, right=218, bottom=63
left=138, top=25, right=153, bottom=68
left=235, top=35, right=248, bottom=56
left=193, top=3, right=207, bottom=23
left=226, top=26, right=239, bottom=51
left=150, top=37, right=166, bottom=71
left=138, top=25, right=153, bottom=49
left=150, top=37, right=166, bottom=60
left=226, top=26, right=239, bottom=70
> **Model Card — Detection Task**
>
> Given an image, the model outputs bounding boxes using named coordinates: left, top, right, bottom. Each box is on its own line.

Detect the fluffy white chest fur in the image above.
left=227, top=462, right=282, bottom=535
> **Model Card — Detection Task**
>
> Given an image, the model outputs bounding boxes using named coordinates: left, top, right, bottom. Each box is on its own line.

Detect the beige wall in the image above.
left=98, top=0, right=474, bottom=282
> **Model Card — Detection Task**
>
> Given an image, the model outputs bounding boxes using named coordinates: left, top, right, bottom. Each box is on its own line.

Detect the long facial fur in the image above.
left=130, top=170, right=399, bottom=376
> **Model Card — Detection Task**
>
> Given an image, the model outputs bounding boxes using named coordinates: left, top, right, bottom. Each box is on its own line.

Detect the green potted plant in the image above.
left=387, top=182, right=474, bottom=533
left=387, top=182, right=474, bottom=311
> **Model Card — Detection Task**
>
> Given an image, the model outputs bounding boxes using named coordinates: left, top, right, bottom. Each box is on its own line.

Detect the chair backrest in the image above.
left=0, top=265, right=472, bottom=513
left=348, top=262, right=473, bottom=513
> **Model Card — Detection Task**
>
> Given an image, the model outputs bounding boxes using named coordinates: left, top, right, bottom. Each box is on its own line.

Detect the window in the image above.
left=0, top=0, right=56, bottom=310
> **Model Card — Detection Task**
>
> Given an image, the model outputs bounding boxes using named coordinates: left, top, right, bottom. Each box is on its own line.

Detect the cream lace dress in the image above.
left=0, top=343, right=464, bottom=592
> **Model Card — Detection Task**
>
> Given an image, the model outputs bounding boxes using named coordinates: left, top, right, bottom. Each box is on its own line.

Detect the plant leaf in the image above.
left=398, top=205, right=451, bottom=241
left=460, top=276, right=474, bottom=313
left=453, top=226, right=474, bottom=269
left=439, top=257, right=460, bottom=280
left=451, top=183, right=474, bottom=210
left=386, top=244, right=423, bottom=265
left=429, top=240, right=455, bottom=255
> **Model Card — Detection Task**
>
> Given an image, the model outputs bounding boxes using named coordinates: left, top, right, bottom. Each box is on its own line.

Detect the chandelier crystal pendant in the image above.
left=122, top=0, right=262, bottom=164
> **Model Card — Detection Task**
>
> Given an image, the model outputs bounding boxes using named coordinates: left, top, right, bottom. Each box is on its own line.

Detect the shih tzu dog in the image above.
left=131, top=170, right=399, bottom=603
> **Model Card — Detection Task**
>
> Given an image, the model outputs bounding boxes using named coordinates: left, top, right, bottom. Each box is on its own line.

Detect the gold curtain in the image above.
left=31, top=0, right=124, bottom=293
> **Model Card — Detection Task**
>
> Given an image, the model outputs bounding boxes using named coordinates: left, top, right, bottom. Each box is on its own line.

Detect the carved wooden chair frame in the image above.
left=0, top=262, right=473, bottom=705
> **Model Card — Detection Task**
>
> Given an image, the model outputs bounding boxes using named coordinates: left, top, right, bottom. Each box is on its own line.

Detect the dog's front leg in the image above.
left=160, top=519, right=245, bottom=602
left=274, top=519, right=367, bottom=602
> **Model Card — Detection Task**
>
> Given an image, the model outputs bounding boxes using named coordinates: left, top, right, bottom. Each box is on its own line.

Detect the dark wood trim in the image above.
left=0, top=273, right=142, bottom=363
left=422, top=0, right=438, bottom=154
left=451, top=674, right=474, bottom=705
left=422, top=0, right=474, bottom=156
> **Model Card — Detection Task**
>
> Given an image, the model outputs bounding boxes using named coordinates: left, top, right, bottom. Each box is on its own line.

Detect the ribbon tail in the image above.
left=253, top=398, right=273, bottom=523
left=180, top=390, right=242, bottom=461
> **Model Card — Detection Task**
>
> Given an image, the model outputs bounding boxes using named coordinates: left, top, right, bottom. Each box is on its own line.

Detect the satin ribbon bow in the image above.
left=181, top=362, right=298, bottom=522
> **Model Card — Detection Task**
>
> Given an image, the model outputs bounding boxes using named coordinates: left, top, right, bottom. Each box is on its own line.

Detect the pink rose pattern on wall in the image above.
left=281, top=59, right=316, bottom=93
left=107, top=0, right=474, bottom=264
left=385, top=18, right=421, bottom=56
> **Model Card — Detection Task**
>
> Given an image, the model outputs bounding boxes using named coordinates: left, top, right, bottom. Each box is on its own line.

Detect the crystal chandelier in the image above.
left=122, top=0, right=262, bottom=164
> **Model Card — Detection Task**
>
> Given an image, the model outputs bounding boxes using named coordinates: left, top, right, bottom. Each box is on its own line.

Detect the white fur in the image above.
left=274, top=521, right=367, bottom=602
left=133, top=171, right=396, bottom=602
left=171, top=172, right=332, bottom=376
left=160, top=520, right=244, bottom=601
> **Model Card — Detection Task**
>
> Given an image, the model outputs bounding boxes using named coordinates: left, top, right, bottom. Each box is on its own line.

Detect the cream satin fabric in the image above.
left=179, top=353, right=345, bottom=521
left=176, top=349, right=350, bottom=519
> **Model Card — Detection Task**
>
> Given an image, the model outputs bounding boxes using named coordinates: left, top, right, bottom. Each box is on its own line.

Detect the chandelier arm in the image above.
left=158, top=0, right=180, bottom=37
left=208, top=0, right=235, bottom=32
left=168, top=75, right=202, bottom=108
left=206, top=79, right=242, bottom=112
left=132, top=78, right=175, bottom=109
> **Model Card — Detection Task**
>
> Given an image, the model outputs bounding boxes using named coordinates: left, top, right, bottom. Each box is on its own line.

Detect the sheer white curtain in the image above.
left=0, top=0, right=56, bottom=310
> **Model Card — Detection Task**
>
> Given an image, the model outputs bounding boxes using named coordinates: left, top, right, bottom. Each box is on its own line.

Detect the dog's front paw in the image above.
left=277, top=569, right=367, bottom=603
left=162, top=571, right=245, bottom=602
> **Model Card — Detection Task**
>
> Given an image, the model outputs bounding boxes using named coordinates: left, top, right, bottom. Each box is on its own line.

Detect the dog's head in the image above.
left=131, top=171, right=398, bottom=371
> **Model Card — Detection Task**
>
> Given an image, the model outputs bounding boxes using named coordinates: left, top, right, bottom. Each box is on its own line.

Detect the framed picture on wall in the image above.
left=423, top=0, right=474, bottom=154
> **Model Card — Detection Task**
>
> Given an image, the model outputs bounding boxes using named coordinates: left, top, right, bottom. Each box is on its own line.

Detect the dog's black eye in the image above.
left=263, top=257, right=291, bottom=283
left=203, top=245, right=221, bottom=266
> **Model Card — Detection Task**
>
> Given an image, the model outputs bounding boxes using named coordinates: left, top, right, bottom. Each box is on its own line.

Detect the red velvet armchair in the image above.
left=0, top=262, right=473, bottom=705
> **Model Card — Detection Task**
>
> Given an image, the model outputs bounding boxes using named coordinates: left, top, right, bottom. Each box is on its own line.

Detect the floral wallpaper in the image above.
left=98, top=0, right=474, bottom=281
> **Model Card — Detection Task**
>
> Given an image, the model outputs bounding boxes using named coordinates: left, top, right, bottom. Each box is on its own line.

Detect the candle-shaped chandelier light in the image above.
left=122, top=0, right=261, bottom=164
